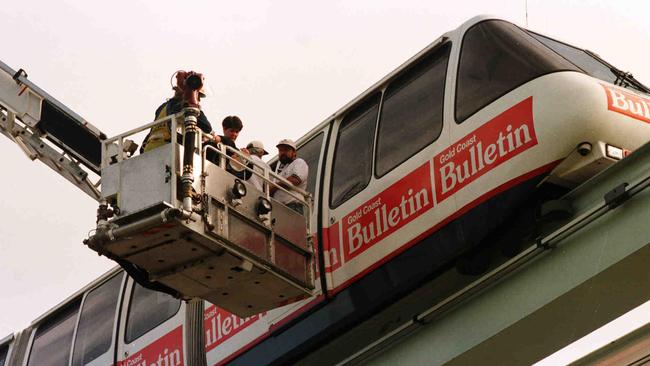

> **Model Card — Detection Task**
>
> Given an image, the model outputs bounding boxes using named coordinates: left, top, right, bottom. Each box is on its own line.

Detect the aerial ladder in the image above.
left=0, top=62, right=316, bottom=319
left=0, top=61, right=104, bottom=200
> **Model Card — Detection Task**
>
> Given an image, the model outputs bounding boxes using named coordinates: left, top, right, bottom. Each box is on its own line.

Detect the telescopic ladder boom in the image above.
left=0, top=61, right=106, bottom=201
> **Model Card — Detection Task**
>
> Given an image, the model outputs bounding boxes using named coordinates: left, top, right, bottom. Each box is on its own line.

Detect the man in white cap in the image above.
left=271, top=139, right=308, bottom=214
left=245, top=140, right=270, bottom=192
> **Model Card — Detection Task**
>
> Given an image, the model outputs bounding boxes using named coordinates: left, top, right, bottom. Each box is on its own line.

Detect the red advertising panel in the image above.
left=204, top=305, right=263, bottom=353
left=324, top=221, right=342, bottom=273
left=434, top=97, right=537, bottom=202
left=118, top=326, right=184, bottom=366
left=602, top=84, right=650, bottom=124
left=338, top=162, right=433, bottom=263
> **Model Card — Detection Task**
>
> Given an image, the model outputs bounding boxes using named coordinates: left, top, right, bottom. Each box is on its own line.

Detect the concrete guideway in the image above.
left=352, top=141, right=650, bottom=365
left=569, top=322, right=650, bottom=366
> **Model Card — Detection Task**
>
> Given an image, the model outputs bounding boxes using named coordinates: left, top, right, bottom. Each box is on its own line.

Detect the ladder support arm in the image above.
left=0, top=60, right=107, bottom=201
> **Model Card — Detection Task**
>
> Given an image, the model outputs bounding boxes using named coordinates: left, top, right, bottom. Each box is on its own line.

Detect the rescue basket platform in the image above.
left=84, top=114, right=315, bottom=317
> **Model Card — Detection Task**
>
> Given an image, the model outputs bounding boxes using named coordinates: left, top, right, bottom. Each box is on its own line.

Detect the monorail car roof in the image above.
left=29, top=266, right=122, bottom=326
left=289, top=15, right=495, bottom=148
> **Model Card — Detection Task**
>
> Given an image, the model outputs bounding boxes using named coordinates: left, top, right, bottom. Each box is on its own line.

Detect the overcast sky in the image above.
left=0, top=0, right=649, bottom=363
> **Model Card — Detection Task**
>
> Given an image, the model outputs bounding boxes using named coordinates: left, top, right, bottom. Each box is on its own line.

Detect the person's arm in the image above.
left=294, top=159, right=308, bottom=186
left=269, top=175, right=301, bottom=195
left=198, top=111, right=221, bottom=144
left=287, top=175, right=303, bottom=186
left=197, top=111, right=213, bottom=134
left=275, top=159, right=307, bottom=192
left=270, top=159, right=304, bottom=195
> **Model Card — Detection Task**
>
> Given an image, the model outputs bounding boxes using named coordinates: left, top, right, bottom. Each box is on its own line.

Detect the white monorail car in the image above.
left=4, top=15, right=650, bottom=366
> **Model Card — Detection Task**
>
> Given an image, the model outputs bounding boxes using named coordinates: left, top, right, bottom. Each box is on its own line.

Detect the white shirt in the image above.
left=248, top=155, right=270, bottom=192
left=273, top=158, right=308, bottom=204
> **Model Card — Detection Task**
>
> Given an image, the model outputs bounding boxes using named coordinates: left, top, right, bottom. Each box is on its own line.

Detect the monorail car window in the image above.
left=455, top=20, right=578, bottom=123
left=330, top=94, right=380, bottom=208
left=125, top=282, right=181, bottom=343
left=527, top=31, right=648, bottom=94
left=27, top=300, right=81, bottom=366
left=0, top=344, right=7, bottom=366
left=296, top=132, right=324, bottom=195
left=375, top=43, right=450, bottom=177
left=72, top=274, right=123, bottom=366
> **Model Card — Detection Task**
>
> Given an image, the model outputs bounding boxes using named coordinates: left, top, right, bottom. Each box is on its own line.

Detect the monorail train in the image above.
left=4, top=15, right=650, bottom=366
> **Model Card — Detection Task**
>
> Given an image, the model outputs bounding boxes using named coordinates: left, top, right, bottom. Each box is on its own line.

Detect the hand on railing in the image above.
left=202, top=132, right=220, bottom=144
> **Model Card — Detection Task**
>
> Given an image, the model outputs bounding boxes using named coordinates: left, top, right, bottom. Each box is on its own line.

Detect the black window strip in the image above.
left=329, top=94, right=381, bottom=208
left=374, top=43, right=451, bottom=178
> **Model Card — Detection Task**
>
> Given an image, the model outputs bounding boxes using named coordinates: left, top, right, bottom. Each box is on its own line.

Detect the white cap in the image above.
left=276, top=138, right=297, bottom=150
left=246, top=140, right=268, bottom=155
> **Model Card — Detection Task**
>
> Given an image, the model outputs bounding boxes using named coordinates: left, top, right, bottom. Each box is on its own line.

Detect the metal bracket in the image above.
left=12, top=68, right=27, bottom=83
left=165, top=164, right=172, bottom=183
left=604, top=182, right=629, bottom=209
left=536, top=236, right=552, bottom=250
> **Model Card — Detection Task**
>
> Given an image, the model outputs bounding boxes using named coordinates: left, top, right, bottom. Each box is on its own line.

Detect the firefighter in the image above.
left=141, top=77, right=215, bottom=153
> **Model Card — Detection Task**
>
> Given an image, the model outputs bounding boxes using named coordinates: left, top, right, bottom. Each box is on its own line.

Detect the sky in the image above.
left=0, top=0, right=649, bottom=363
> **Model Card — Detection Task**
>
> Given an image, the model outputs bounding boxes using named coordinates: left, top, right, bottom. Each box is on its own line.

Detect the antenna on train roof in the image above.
left=525, top=0, right=529, bottom=27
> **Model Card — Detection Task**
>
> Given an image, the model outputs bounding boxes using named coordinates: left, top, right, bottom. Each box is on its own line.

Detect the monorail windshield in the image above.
left=456, top=20, right=649, bottom=123
left=456, top=20, right=579, bottom=122
left=527, top=31, right=650, bottom=94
